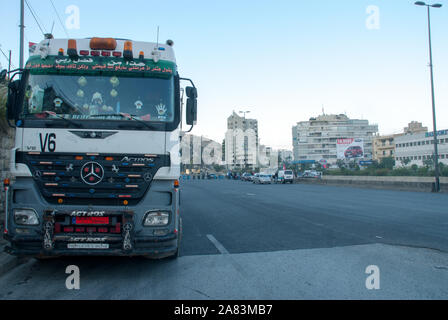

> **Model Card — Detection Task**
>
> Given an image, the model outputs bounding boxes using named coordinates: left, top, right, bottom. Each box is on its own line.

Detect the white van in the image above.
left=277, top=170, right=295, bottom=184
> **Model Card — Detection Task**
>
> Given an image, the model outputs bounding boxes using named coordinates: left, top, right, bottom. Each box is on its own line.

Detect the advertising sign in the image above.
left=337, top=138, right=364, bottom=159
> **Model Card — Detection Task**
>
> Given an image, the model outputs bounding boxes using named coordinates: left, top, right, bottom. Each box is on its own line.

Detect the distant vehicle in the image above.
left=277, top=170, right=294, bottom=184
left=302, top=170, right=321, bottom=178
left=253, top=174, right=272, bottom=184
left=344, top=146, right=363, bottom=158
left=207, top=173, right=217, bottom=179
left=241, top=173, right=253, bottom=181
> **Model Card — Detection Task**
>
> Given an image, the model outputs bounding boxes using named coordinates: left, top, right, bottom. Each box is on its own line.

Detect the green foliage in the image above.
left=379, top=157, right=395, bottom=170
left=325, top=161, right=444, bottom=177
left=0, top=81, right=7, bottom=120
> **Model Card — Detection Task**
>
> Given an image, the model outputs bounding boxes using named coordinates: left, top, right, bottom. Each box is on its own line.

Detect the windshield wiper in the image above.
left=89, top=113, right=154, bottom=130
left=44, top=111, right=82, bottom=128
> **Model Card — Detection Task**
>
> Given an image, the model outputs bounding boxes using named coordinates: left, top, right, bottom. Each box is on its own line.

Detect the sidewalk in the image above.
left=0, top=223, right=28, bottom=277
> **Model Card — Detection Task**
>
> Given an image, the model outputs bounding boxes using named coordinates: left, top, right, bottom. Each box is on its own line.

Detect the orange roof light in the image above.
left=89, top=37, right=117, bottom=50
left=67, top=39, right=77, bottom=56
left=123, top=41, right=133, bottom=59
left=58, top=48, right=64, bottom=56
left=174, top=180, right=179, bottom=188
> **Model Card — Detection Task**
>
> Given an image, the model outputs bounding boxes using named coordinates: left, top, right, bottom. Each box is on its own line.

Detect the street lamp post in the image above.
left=414, top=1, right=442, bottom=192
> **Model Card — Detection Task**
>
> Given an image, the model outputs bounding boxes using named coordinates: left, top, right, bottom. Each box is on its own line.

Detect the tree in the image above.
left=402, top=157, right=411, bottom=166
left=379, top=157, right=395, bottom=170
left=423, top=158, right=433, bottom=168
left=336, top=159, right=345, bottom=169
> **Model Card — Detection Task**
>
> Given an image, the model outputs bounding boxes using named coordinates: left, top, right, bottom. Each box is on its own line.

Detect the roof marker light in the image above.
left=123, top=41, right=133, bottom=59
left=89, top=37, right=117, bottom=50
left=58, top=48, right=64, bottom=56
left=67, top=39, right=78, bottom=57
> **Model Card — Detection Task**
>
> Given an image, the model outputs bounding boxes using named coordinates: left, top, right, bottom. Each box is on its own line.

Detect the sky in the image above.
left=1, top=0, right=447, bottom=150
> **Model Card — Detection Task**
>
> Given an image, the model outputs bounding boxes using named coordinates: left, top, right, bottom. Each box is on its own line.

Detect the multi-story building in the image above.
left=292, top=114, right=378, bottom=166
left=373, top=134, right=401, bottom=161
left=181, top=134, right=222, bottom=172
left=395, top=129, right=448, bottom=167
left=277, top=149, right=293, bottom=163
left=373, top=121, right=428, bottom=162
left=225, top=111, right=259, bottom=169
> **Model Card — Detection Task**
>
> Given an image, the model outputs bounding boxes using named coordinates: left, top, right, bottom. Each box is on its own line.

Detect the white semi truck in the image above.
left=2, top=36, right=197, bottom=259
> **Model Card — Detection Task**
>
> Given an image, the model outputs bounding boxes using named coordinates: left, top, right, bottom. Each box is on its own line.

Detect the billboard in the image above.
left=337, top=138, right=364, bottom=159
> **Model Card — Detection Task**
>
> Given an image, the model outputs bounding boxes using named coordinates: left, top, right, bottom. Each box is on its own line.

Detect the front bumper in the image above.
left=4, top=234, right=179, bottom=258
left=4, top=177, right=180, bottom=259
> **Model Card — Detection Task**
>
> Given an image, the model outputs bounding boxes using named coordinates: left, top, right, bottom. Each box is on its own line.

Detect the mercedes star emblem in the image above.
left=80, top=162, right=104, bottom=185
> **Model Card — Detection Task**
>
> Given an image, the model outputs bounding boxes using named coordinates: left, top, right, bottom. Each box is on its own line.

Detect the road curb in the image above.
left=0, top=249, right=27, bottom=278
left=0, top=225, right=28, bottom=277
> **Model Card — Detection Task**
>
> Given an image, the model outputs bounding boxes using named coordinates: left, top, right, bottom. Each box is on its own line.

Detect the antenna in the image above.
left=156, top=26, right=159, bottom=48
left=50, top=21, right=55, bottom=34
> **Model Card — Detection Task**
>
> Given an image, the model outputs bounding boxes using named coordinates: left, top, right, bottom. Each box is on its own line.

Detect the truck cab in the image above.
left=3, top=37, right=197, bottom=259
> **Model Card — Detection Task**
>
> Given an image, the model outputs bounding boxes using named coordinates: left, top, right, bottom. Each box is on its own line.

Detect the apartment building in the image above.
left=225, top=111, right=259, bottom=169
left=292, top=114, right=378, bottom=166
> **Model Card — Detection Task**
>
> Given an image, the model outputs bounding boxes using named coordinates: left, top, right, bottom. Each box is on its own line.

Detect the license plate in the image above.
left=74, top=217, right=110, bottom=225
left=67, top=243, right=109, bottom=249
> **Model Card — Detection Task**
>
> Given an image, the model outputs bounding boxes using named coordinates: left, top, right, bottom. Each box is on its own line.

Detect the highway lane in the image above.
left=0, top=180, right=447, bottom=299
left=181, top=179, right=448, bottom=255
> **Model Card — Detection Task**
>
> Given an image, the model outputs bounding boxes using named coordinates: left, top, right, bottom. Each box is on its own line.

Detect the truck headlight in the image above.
left=143, top=211, right=169, bottom=226
left=14, top=209, right=39, bottom=226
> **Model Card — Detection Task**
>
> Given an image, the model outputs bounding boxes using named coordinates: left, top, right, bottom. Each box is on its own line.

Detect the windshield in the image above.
left=23, top=74, right=174, bottom=122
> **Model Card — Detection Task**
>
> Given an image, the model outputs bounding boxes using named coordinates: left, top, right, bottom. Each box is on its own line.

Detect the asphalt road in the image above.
left=0, top=180, right=447, bottom=299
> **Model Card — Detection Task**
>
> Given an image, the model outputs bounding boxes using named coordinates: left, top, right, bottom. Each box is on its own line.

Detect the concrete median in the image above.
left=296, top=175, right=448, bottom=193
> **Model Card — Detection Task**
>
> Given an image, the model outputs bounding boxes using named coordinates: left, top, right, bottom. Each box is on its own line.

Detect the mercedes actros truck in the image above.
left=3, top=36, right=197, bottom=259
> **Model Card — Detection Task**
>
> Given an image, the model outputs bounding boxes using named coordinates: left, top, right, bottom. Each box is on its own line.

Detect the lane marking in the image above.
left=206, top=234, right=229, bottom=255
left=246, top=193, right=256, bottom=196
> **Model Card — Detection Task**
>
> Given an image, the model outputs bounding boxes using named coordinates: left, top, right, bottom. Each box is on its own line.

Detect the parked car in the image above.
left=344, top=146, right=363, bottom=158
left=276, top=170, right=295, bottom=184
left=253, top=173, right=272, bottom=184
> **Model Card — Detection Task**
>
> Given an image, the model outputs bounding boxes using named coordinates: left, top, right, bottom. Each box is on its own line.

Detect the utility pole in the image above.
left=19, top=0, right=25, bottom=72
left=8, top=50, right=12, bottom=74
left=414, top=1, right=443, bottom=192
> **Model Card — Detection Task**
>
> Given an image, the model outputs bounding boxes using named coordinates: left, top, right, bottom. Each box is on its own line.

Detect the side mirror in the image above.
left=186, top=96, right=197, bottom=125
left=7, top=80, right=20, bottom=121
left=186, top=86, right=197, bottom=99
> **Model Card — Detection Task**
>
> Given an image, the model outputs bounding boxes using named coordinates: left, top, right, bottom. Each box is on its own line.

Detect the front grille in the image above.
left=17, top=151, right=170, bottom=205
